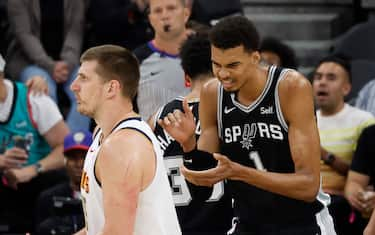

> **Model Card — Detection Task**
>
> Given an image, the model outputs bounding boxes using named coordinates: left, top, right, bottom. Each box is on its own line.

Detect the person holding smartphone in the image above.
left=0, top=53, right=70, bottom=233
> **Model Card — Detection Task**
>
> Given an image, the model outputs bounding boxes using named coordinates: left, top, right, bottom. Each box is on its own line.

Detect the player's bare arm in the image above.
left=96, top=129, right=155, bottom=235
left=230, top=70, right=320, bottom=201
left=183, top=71, right=321, bottom=202
left=196, top=79, right=221, bottom=153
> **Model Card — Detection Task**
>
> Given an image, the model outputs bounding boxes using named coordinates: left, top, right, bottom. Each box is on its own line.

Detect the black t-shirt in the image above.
left=351, top=124, right=375, bottom=187
left=40, top=0, right=64, bottom=60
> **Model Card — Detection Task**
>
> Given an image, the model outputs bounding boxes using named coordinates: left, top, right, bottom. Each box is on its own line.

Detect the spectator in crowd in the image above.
left=259, top=36, right=298, bottom=69
left=150, top=35, right=233, bottom=235
left=5, top=0, right=90, bottom=132
left=86, top=0, right=152, bottom=50
left=133, top=0, right=190, bottom=120
left=35, top=130, right=92, bottom=235
left=345, top=125, right=375, bottom=234
left=312, top=55, right=375, bottom=235
left=355, top=78, right=375, bottom=116
left=0, top=54, right=69, bottom=233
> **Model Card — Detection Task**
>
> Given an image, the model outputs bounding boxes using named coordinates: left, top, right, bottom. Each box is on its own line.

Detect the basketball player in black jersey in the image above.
left=149, top=35, right=233, bottom=235
left=159, top=16, right=337, bottom=235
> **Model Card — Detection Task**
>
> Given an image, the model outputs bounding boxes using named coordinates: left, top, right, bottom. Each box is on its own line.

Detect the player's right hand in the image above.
left=158, top=98, right=196, bottom=150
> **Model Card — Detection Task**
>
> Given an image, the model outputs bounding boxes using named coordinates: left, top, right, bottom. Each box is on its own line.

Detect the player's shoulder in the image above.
left=102, top=126, right=153, bottom=156
left=202, top=78, right=220, bottom=94
left=278, top=69, right=312, bottom=93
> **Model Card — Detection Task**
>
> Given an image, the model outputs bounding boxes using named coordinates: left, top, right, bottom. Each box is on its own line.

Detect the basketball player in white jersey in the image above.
left=70, top=45, right=181, bottom=235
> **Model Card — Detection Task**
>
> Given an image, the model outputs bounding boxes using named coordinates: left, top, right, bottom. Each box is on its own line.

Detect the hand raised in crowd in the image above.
left=157, top=98, right=197, bottom=151
left=26, top=76, right=49, bottom=95
left=0, top=147, right=28, bottom=170
left=53, top=61, right=69, bottom=83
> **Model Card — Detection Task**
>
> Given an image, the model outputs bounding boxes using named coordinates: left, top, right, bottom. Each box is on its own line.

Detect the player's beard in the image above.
left=77, top=103, right=94, bottom=118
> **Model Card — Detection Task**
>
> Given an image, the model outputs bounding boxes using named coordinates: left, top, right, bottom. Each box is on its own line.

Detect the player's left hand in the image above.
left=181, top=153, right=235, bottom=186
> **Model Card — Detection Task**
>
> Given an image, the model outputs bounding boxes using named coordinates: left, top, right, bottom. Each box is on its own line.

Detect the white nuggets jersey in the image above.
left=80, top=117, right=182, bottom=235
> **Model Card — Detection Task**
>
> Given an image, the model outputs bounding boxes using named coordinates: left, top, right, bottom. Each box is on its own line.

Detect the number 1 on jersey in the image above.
left=249, top=151, right=266, bottom=171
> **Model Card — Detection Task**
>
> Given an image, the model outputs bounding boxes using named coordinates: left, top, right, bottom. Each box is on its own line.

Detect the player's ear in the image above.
left=184, top=73, right=191, bottom=88
left=106, top=80, right=121, bottom=97
left=342, top=80, right=351, bottom=97
left=251, top=51, right=261, bottom=65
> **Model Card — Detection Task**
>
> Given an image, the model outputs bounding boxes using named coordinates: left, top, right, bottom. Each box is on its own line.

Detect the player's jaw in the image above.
left=220, top=78, right=236, bottom=91
left=74, top=95, right=94, bottom=117
left=219, top=75, right=244, bottom=92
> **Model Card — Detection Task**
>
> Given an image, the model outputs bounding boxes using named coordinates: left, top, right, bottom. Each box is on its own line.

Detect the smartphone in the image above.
left=12, top=135, right=28, bottom=151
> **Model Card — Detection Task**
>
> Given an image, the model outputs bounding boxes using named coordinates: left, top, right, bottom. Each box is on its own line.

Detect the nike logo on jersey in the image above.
left=15, top=121, right=27, bottom=128
left=224, top=106, right=236, bottom=114
left=150, top=70, right=162, bottom=76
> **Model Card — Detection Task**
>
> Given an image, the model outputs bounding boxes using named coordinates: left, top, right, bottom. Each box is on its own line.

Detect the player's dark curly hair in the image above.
left=260, top=37, right=298, bottom=69
left=179, top=34, right=212, bottom=80
left=209, top=16, right=260, bottom=53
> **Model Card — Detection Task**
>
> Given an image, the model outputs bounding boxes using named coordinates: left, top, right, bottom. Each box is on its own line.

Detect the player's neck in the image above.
left=96, top=104, right=137, bottom=138
left=186, top=76, right=212, bottom=100
left=237, top=67, right=268, bottom=106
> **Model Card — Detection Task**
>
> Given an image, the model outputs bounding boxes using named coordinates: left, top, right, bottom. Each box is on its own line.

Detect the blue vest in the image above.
left=0, top=82, right=51, bottom=165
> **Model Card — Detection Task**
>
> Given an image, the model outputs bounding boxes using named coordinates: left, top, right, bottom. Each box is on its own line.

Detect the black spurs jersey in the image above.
left=154, top=97, right=233, bottom=235
left=218, top=66, right=328, bottom=228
